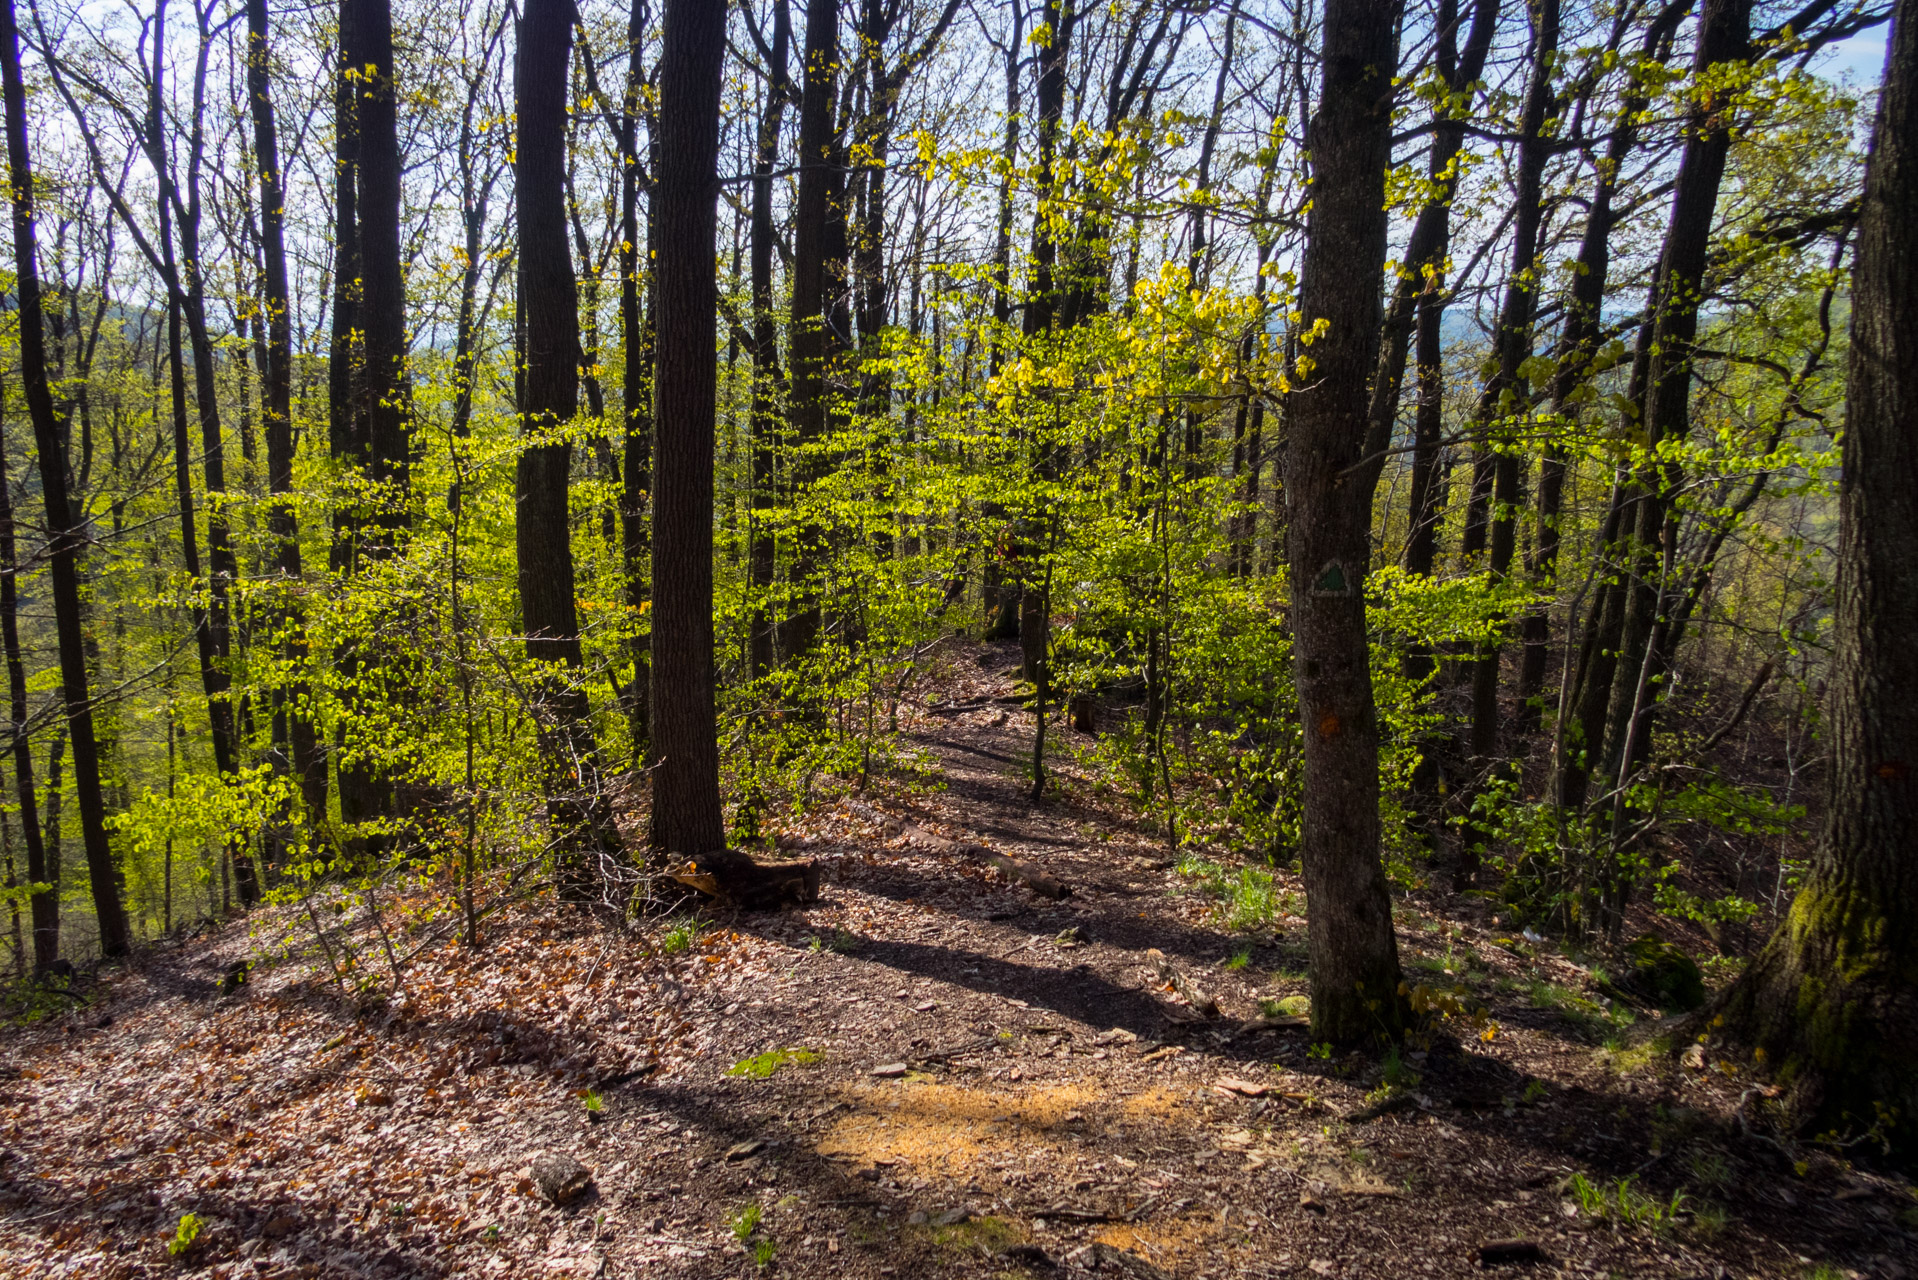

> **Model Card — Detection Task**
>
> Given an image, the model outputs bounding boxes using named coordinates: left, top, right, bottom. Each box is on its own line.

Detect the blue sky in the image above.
left=1816, top=24, right=1890, bottom=86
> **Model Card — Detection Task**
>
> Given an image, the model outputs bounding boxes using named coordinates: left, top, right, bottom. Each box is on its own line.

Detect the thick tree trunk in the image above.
left=1015, top=0, right=1071, bottom=684
left=247, top=0, right=325, bottom=830
left=352, top=0, right=410, bottom=498
left=1, top=0, right=130, bottom=958
left=518, top=0, right=612, bottom=900
left=649, top=0, right=728, bottom=857
left=516, top=0, right=586, bottom=677
left=1286, top=0, right=1406, bottom=1045
left=1712, top=0, right=1918, bottom=1144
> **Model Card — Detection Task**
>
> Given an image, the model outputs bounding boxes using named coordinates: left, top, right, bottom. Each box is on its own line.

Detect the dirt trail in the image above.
left=1, top=638, right=1912, bottom=1279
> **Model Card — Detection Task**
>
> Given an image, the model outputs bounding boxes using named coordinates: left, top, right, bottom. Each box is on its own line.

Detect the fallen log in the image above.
left=671, top=848, right=820, bottom=910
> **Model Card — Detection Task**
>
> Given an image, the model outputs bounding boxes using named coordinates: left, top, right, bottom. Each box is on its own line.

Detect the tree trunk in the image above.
left=1286, top=0, right=1406, bottom=1045
left=649, top=0, right=728, bottom=857
left=518, top=0, right=611, bottom=900
left=1015, top=0, right=1071, bottom=683
left=1712, top=0, right=1918, bottom=1144
left=1591, top=0, right=1750, bottom=847
left=1520, top=0, right=1689, bottom=738
left=247, top=0, right=325, bottom=828
left=1454, top=0, right=1559, bottom=888
left=748, top=0, right=791, bottom=680
left=516, top=0, right=586, bottom=678
left=783, top=0, right=841, bottom=664
left=0, top=378, right=51, bottom=971
left=619, top=2, right=656, bottom=750
left=1, top=0, right=130, bottom=958
left=352, top=0, right=410, bottom=500
left=328, top=0, right=362, bottom=473
left=987, top=0, right=1021, bottom=375
left=1365, top=0, right=1498, bottom=474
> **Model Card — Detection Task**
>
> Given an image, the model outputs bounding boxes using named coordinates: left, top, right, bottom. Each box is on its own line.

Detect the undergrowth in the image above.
left=1175, top=855, right=1299, bottom=931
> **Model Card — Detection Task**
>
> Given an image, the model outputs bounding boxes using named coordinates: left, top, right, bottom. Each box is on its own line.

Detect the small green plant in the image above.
left=1176, top=855, right=1283, bottom=931
left=1258, top=997, right=1284, bottom=1018
left=1225, top=945, right=1252, bottom=971
left=730, top=1201, right=763, bottom=1242
left=168, top=1212, right=204, bottom=1258
left=581, top=1088, right=604, bottom=1113
left=1566, top=1173, right=1686, bottom=1231
left=1521, top=1078, right=1549, bottom=1105
left=1307, top=1042, right=1332, bottom=1061
left=726, top=1048, right=821, bottom=1078
left=1379, top=1046, right=1420, bottom=1091
left=751, top=1237, right=776, bottom=1266
left=662, top=918, right=699, bottom=955
left=1530, top=980, right=1636, bottom=1043
left=483, top=1224, right=500, bottom=1242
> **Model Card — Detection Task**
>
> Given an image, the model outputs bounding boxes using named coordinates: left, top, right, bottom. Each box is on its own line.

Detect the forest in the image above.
left=1, top=0, right=1915, bottom=1270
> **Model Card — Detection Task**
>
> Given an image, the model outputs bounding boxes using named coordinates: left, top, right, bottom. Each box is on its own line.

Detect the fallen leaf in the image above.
left=1213, top=1076, right=1271, bottom=1098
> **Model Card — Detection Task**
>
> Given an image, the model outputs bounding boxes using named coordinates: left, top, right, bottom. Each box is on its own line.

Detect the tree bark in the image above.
left=0, top=376, right=51, bottom=971
left=618, top=0, right=657, bottom=749
left=1015, top=0, right=1072, bottom=684
left=352, top=0, right=410, bottom=499
left=1711, top=0, right=1918, bottom=1144
left=1522, top=0, right=1689, bottom=742
left=1366, top=0, right=1498, bottom=485
left=247, top=0, right=325, bottom=828
left=649, top=0, right=728, bottom=857
left=2, top=0, right=130, bottom=958
left=1590, top=0, right=1750, bottom=864
left=517, top=0, right=586, bottom=677
left=328, top=0, right=362, bottom=473
left=748, top=0, right=790, bottom=680
left=1286, top=0, right=1406, bottom=1045
left=1453, top=0, right=1560, bottom=888
left=783, top=0, right=842, bottom=664
left=519, top=0, right=613, bottom=899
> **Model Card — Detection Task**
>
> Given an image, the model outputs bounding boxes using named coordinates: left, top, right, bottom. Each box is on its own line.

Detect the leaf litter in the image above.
left=1, top=638, right=1912, bottom=1278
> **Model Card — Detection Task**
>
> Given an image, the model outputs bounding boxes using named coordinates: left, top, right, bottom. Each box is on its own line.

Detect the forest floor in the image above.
left=3, top=638, right=1915, bottom=1280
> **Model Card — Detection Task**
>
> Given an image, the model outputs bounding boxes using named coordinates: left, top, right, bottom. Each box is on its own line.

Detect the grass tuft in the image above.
left=1177, top=855, right=1290, bottom=931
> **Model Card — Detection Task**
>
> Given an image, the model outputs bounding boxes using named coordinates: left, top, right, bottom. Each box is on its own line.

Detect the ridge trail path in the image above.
left=0, top=638, right=1909, bottom=1279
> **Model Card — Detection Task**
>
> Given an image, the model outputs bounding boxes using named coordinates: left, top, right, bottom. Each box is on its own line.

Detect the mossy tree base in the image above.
left=1706, top=886, right=1918, bottom=1156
